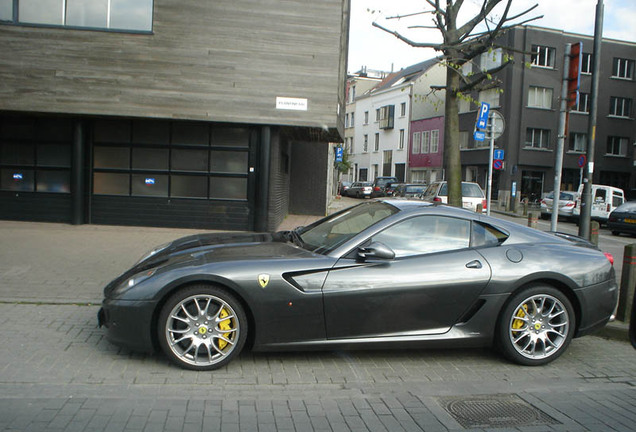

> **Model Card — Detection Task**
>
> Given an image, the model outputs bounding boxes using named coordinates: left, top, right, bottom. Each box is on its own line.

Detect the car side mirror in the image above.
left=357, top=242, right=395, bottom=261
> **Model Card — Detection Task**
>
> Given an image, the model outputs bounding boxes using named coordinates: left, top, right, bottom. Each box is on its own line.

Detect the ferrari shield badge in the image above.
left=258, top=274, right=270, bottom=288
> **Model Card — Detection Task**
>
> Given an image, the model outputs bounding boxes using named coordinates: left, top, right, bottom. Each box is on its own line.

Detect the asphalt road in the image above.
left=0, top=211, right=635, bottom=432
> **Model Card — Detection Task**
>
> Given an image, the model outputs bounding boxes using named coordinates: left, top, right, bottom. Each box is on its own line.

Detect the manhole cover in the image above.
left=437, top=394, right=560, bottom=429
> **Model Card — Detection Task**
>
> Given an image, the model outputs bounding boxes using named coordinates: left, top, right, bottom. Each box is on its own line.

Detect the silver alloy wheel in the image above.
left=165, top=294, right=240, bottom=367
left=508, top=294, right=570, bottom=360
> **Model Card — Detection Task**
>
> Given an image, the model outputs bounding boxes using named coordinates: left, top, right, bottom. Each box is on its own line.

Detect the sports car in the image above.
left=98, top=200, right=618, bottom=370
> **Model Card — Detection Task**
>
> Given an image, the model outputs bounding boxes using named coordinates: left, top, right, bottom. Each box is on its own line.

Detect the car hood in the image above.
left=140, top=231, right=308, bottom=265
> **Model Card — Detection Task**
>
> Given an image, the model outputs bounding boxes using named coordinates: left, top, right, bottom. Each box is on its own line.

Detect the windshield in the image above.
left=298, top=201, right=399, bottom=254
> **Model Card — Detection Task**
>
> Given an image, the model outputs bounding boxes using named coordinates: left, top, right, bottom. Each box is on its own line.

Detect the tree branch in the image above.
left=372, top=21, right=445, bottom=49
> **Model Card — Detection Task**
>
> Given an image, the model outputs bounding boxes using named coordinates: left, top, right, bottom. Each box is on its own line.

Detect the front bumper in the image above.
left=98, top=298, right=158, bottom=353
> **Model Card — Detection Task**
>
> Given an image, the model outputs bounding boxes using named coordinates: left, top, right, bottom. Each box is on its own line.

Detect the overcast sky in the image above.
left=348, top=0, right=636, bottom=73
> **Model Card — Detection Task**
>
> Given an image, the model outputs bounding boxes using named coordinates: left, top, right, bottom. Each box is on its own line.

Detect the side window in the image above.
left=372, top=216, right=470, bottom=257
left=594, top=189, right=606, bottom=203
left=472, top=222, right=509, bottom=248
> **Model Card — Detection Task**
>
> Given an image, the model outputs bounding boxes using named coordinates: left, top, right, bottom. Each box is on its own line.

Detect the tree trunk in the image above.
left=444, top=67, right=463, bottom=207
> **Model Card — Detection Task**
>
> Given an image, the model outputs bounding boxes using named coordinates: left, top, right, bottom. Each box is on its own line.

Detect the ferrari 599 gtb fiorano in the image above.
left=98, top=200, right=617, bottom=370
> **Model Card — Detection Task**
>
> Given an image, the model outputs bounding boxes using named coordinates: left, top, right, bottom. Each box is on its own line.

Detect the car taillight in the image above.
left=607, top=204, right=611, bottom=212
left=564, top=202, right=574, bottom=207
left=604, top=252, right=614, bottom=266
left=374, top=186, right=381, bottom=191
left=433, top=197, right=442, bottom=202
left=541, top=199, right=546, bottom=205
left=482, top=199, right=487, bottom=210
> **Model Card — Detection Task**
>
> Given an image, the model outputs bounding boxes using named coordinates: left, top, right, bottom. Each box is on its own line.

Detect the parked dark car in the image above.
left=99, top=200, right=617, bottom=370
left=371, top=176, right=398, bottom=198
left=338, top=181, right=352, bottom=197
left=393, top=183, right=427, bottom=198
left=607, top=201, right=636, bottom=236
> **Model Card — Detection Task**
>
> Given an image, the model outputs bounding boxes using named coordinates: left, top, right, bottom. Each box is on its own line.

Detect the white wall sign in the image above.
left=276, top=97, right=308, bottom=111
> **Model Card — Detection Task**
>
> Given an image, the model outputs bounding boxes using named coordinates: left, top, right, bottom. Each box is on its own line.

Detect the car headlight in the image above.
left=136, top=242, right=170, bottom=264
left=112, top=268, right=158, bottom=296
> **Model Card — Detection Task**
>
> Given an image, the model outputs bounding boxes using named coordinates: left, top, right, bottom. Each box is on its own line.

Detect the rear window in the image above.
left=462, top=183, right=484, bottom=198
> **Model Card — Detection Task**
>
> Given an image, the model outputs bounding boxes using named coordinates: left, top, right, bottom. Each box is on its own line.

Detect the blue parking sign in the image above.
left=477, top=102, right=490, bottom=129
left=335, top=147, right=343, bottom=162
left=474, top=131, right=485, bottom=141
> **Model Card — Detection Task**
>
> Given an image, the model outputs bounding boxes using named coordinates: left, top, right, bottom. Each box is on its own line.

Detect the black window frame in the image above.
left=0, top=0, right=154, bottom=34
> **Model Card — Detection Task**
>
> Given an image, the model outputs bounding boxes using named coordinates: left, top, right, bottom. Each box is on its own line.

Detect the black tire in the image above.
left=158, top=285, right=247, bottom=370
left=497, top=285, right=575, bottom=366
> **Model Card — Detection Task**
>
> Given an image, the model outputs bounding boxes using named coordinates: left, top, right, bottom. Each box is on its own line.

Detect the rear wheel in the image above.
left=497, top=285, right=575, bottom=366
left=158, top=285, right=247, bottom=370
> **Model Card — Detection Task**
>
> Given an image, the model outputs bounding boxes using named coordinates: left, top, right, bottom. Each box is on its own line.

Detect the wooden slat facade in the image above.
left=0, top=0, right=348, bottom=136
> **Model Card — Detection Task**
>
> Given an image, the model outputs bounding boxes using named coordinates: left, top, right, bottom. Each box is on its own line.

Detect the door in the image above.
left=323, top=215, right=492, bottom=339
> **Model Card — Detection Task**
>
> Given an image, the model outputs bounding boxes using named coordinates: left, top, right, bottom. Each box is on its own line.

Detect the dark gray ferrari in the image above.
left=98, top=200, right=618, bottom=370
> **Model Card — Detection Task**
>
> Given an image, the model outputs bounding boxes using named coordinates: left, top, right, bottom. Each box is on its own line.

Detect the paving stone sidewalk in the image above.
left=1, top=197, right=635, bottom=432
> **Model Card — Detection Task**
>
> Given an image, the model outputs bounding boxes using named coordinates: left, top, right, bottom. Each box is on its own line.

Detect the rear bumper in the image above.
left=574, top=278, right=619, bottom=337
left=98, top=298, right=158, bottom=353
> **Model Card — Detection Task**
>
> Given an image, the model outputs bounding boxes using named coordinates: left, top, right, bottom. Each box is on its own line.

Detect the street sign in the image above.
left=493, top=160, right=503, bottom=170
left=493, top=149, right=504, bottom=160
left=488, top=110, right=505, bottom=140
left=335, top=147, right=343, bottom=162
left=578, top=154, right=586, bottom=168
left=474, top=131, right=486, bottom=141
left=477, top=102, right=490, bottom=129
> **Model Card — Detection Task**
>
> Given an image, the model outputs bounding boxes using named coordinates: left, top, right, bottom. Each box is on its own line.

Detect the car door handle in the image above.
left=466, top=260, right=482, bottom=269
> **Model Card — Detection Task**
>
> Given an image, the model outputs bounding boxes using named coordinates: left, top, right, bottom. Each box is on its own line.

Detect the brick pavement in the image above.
left=1, top=197, right=635, bottom=431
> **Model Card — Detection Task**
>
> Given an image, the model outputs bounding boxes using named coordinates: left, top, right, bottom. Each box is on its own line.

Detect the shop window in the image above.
left=171, top=149, right=209, bottom=172
left=170, top=175, right=207, bottom=198
left=1, top=142, right=34, bottom=165
left=132, top=120, right=170, bottom=145
left=132, top=148, right=169, bottom=170
left=210, top=151, right=248, bottom=174
left=37, top=144, right=71, bottom=167
left=94, top=146, right=130, bottom=169
left=212, top=127, right=250, bottom=148
left=36, top=170, right=70, bottom=193
left=93, top=172, right=129, bottom=195
left=94, top=120, right=131, bottom=144
left=1, top=168, right=34, bottom=191
left=131, top=174, right=168, bottom=197
left=173, top=123, right=210, bottom=146
left=209, top=177, right=247, bottom=200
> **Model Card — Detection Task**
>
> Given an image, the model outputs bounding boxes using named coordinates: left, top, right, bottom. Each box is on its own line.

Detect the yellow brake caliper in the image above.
left=512, top=304, right=528, bottom=334
left=217, top=308, right=232, bottom=350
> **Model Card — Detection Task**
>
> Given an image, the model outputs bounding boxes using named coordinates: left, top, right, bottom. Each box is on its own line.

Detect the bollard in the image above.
left=527, top=212, right=538, bottom=229
left=590, top=221, right=599, bottom=246
left=616, top=243, right=636, bottom=323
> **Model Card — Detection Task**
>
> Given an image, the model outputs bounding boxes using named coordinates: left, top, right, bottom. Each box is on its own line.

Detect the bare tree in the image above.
left=373, top=0, right=540, bottom=207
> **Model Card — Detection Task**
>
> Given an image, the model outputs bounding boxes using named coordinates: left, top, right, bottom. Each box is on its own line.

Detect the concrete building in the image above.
left=459, top=26, right=636, bottom=207
left=0, top=0, right=350, bottom=230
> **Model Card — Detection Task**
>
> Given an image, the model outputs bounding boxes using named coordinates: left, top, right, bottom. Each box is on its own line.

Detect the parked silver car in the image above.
left=540, top=191, right=578, bottom=220
left=347, top=182, right=373, bottom=198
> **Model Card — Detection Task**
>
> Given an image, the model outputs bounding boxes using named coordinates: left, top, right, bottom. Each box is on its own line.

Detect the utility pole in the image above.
left=579, top=0, right=604, bottom=239
left=551, top=44, right=572, bottom=232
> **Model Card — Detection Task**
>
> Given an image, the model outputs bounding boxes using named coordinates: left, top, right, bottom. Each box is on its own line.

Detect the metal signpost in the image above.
left=474, top=102, right=504, bottom=216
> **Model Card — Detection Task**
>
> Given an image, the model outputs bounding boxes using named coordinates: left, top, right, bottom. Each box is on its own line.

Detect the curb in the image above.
left=594, top=320, right=630, bottom=342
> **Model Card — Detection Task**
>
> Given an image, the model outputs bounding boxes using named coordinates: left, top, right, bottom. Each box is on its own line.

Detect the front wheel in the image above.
left=497, top=285, right=575, bottom=366
left=158, top=285, right=247, bottom=370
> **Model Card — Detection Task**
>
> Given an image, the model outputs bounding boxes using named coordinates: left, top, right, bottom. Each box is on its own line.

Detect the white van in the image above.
left=573, top=184, right=625, bottom=223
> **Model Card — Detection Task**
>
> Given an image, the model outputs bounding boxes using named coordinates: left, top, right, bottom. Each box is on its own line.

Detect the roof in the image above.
left=367, top=57, right=441, bottom=95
